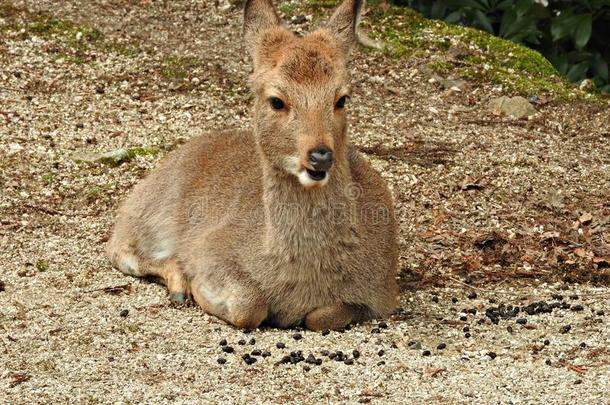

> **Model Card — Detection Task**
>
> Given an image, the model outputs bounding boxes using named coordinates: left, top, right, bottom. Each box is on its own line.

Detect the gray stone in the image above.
left=488, top=96, right=536, bottom=118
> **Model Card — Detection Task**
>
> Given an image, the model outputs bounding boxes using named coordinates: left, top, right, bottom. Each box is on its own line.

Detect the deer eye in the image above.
left=269, top=97, right=285, bottom=110
left=335, top=95, right=348, bottom=109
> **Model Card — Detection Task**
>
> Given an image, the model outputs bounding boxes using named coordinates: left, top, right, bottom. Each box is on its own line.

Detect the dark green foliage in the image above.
left=396, top=0, right=610, bottom=92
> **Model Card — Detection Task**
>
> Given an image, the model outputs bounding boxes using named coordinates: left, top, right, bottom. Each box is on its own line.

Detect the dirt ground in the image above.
left=1, top=1, right=609, bottom=403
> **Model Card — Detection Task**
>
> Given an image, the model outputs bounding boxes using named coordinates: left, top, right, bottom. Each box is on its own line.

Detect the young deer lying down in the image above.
left=106, top=0, right=398, bottom=330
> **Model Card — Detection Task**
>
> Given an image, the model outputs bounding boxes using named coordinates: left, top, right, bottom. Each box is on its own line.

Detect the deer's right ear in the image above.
left=243, top=0, right=282, bottom=60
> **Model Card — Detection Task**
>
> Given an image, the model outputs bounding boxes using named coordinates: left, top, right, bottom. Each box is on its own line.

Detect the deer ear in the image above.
left=325, top=0, right=364, bottom=57
left=243, top=0, right=282, bottom=59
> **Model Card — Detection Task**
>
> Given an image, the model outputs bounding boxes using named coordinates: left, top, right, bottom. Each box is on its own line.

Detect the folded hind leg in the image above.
left=189, top=259, right=267, bottom=329
left=106, top=240, right=190, bottom=303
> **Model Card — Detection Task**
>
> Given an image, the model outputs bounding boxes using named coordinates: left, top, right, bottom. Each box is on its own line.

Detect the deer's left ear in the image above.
left=243, top=0, right=282, bottom=59
left=325, top=0, right=364, bottom=57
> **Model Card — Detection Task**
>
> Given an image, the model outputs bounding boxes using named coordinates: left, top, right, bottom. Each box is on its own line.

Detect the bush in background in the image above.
left=394, top=0, right=610, bottom=92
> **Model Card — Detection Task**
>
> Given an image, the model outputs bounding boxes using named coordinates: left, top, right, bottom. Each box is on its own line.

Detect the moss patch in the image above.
left=159, top=55, right=200, bottom=80
left=302, top=1, right=605, bottom=102
left=35, top=259, right=50, bottom=272
left=74, top=147, right=160, bottom=167
left=0, top=1, right=143, bottom=60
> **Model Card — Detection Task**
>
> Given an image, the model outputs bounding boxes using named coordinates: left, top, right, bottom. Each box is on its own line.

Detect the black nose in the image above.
left=308, top=145, right=333, bottom=171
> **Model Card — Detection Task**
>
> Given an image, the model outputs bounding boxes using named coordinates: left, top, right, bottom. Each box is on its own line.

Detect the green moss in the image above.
left=160, top=55, right=200, bottom=80
left=279, top=2, right=298, bottom=15
left=97, top=147, right=159, bottom=166
left=101, top=41, right=141, bottom=57
left=28, top=16, right=101, bottom=42
left=126, top=324, right=141, bottom=333
left=358, top=4, right=605, bottom=101
left=427, top=60, right=454, bottom=75
left=1, top=3, right=143, bottom=58
left=35, top=259, right=50, bottom=272
left=307, top=0, right=337, bottom=9
left=41, top=172, right=55, bottom=185
left=125, top=147, right=160, bottom=159
left=74, top=146, right=159, bottom=167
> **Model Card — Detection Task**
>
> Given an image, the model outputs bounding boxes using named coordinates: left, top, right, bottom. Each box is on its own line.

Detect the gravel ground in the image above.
left=1, top=1, right=609, bottom=403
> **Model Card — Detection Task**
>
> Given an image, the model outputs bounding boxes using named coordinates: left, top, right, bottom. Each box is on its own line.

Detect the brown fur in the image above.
left=106, top=0, right=398, bottom=329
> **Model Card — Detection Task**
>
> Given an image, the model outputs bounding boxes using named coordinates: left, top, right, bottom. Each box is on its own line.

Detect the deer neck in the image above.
left=259, top=152, right=360, bottom=257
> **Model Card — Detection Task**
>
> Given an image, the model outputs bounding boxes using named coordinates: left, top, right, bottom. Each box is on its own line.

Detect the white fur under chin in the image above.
left=297, top=170, right=329, bottom=188
left=284, top=157, right=330, bottom=188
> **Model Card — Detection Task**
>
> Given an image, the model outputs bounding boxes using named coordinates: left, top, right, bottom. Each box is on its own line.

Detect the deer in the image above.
left=106, top=0, right=398, bottom=330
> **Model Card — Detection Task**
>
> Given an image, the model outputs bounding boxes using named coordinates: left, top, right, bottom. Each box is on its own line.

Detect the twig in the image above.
left=22, top=203, right=96, bottom=217
left=462, top=119, right=527, bottom=127
left=82, top=283, right=132, bottom=294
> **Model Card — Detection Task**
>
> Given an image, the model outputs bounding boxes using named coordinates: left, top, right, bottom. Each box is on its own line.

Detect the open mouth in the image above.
left=306, top=169, right=327, bottom=182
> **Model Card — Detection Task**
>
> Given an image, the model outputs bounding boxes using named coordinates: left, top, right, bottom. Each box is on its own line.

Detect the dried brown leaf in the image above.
left=424, top=367, right=447, bottom=378
left=9, top=372, right=30, bottom=388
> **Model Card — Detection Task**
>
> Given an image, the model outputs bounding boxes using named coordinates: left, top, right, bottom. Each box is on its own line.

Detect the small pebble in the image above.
left=560, top=325, right=572, bottom=334
left=321, top=329, right=330, bottom=336
left=463, top=326, right=470, bottom=332
left=217, top=358, right=226, bottom=364
left=464, top=333, right=471, bottom=338
left=249, top=338, right=256, bottom=345
left=276, top=342, right=286, bottom=349
left=574, top=379, right=582, bottom=385
left=243, top=356, right=257, bottom=365
left=545, top=359, right=552, bottom=366
left=352, top=350, right=360, bottom=359
left=370, top=328, right=381, bottom=334
left=487, top=352, right=497, bottom=360
left=377, top=361, right=385, bottom=366
left=221, top=346, right=234, bottom=353
left=238, top=339, right=246, bottom=345
left=292, top=333, right=302, bottom=340
left=571, top=305, right=584, bottom=312
left=451, top=297, right=459, bottom=304
left=596, top=310, right=605, bottom=316
left=467, top=292, right=477, bottom=299
left=251, top=349, right=262, bottom=356
left=378, top=321, right=388, bottom=329
left=507, top=326, right=513, bottom=333
left=579, top=342, right=587, bottom=348
left=303, top=365, right=310, bottom=372
left=344, top=358, right=354, bottom=365
left=261, top=351, right=271, bottom=357
left=378, top=350, right=385, bottom=357
left=544, top=339, right=550, bottom=345
left=422, top=350, right=431, bottom=356
left=459, top=316, right=468, bottom=322
left=516, top=318, right=527, bottom=325
left=119, top=309, right=129, bottom=317
left=431, top=295, right=439, bottom=303
left=437, top=343, right=446, bottom=350
left=219, top=339, right=227, bottom=346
